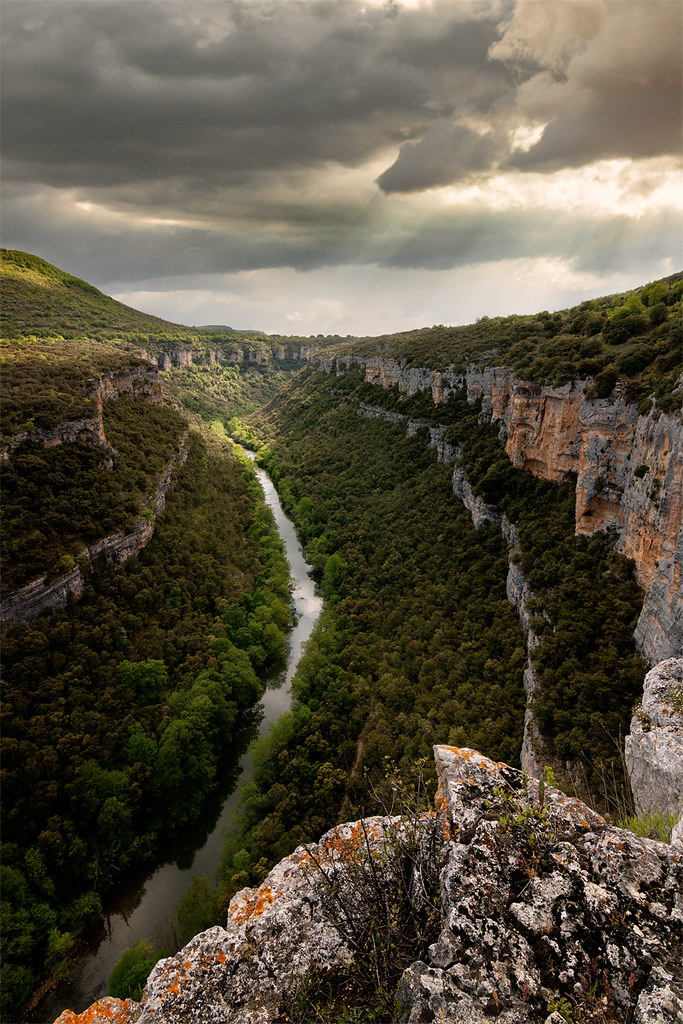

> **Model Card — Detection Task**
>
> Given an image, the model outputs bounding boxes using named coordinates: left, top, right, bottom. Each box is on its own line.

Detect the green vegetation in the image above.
left=617, top=809, right=678, bottom=843
left=279, top=762, right=443, bottom=1022
left=1, top=398, right=186, bottom=594
left=325, top=273, right=682, bottom=410
left=1, top=250, right=674, bottom=1020
left=1, top=249, right=193, bottom=339
left=108, top=939, right=167, bottom=1001
left=0, top=429, right=292, bottom=1021
left=164, top=362, right=294, bottom=422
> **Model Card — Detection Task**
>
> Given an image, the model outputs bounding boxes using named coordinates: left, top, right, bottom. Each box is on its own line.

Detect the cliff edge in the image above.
left=57, top=745, right=682, bottom=1024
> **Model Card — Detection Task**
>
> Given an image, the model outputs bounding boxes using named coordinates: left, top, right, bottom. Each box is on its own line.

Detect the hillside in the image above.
left=320, top=271, right=682, bottom=412
left=1, top=252, right=681, bottom=1023
left=0, top=250, right=186, bottom=339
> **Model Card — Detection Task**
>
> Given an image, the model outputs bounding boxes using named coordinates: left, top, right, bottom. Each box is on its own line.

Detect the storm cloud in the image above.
left=1, top=0, right=681, bottom=333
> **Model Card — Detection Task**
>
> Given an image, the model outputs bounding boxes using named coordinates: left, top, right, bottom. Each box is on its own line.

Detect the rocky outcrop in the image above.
left=625, top=658, right=683, bottom=821
left=318, top=353, right=683, bottom=664
left=0, top=434, right=189, bottom=627
left=1, top=414, right=112, bottom=461
left=465, top=370, right=682, bottom=666
left=634, top=529, right=683, bottom=662
left=56, top=745, right=683, bottom=1024
left=143, top=342, right=318, bottom=372
left=95, top=365, right=163, bottom=407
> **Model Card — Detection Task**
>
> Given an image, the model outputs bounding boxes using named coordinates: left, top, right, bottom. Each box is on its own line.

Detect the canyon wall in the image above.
left=1, top=363, right=162, bottom=460
left=625, top=657, right=683, bottom=822
left=142, top=342, right=318, bottom=371
left=0, top=433, right=189, bottom=628
left=327, top=352, right=683, bottom=665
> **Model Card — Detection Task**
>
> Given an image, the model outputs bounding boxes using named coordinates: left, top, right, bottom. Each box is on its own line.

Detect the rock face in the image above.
left=0, top=433, right=189, bottom=627
left=143, top=342, right=317, bottom=372
left=315, top=353, right=683, bottom=665
left=625, top=658, right=683, bottom=821
left=56, top=745, right=683, bottom=1024
left=399, top=746, right=682, bottom=1024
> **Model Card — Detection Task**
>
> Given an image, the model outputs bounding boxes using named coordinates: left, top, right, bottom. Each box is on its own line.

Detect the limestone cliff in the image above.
left=56, top=745, right=683, bottom=1024
left=318, top=352, right=683, bottom=664
left=0, top=433, right=189, bottom=627
left=143, top=342, right=317, bottom=372
left=1, top=363, right=162, bottom=460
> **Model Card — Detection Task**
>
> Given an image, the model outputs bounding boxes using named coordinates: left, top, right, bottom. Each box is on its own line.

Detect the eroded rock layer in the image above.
left=56, top=745, right=682, bottom=1024
left=316, top=353, right=683, bottom=664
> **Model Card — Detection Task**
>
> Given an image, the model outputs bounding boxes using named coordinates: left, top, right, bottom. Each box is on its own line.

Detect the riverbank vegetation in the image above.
left=0, top=429, right=291, bottom=1022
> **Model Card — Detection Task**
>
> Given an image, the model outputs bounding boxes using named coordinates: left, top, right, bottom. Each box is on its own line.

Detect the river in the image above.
left=40, top=451, right=322, bottom=1022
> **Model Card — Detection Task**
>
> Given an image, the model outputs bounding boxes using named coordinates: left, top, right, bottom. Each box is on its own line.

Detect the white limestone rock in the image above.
left=625, top=658, right=683, bottom=821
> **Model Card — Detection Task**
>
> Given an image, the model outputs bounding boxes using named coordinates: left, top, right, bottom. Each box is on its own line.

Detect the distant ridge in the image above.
left=198, top=324, right=263, bottom=335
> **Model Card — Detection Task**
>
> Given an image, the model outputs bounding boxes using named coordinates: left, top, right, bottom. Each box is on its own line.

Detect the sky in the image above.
left=2, top=0, right=682, bottom=337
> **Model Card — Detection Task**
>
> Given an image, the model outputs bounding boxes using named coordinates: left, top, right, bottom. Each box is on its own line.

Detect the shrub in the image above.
left=285, top=762, right=445, bottom=1019
left=108, top=939, right=166, bottom=1001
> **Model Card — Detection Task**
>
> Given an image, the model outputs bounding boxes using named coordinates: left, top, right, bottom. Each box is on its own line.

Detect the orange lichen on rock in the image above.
left=230, top=882, right=279, bottom=927
left=53, top=997, right=141, bottom=1024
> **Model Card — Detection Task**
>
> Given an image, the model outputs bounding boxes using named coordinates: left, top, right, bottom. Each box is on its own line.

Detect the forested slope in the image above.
left=0, top=252, right=301, bottom=1020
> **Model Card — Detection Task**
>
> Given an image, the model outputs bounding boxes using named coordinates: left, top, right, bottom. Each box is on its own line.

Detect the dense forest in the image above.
left=0, top=250, right=679, bottom=1021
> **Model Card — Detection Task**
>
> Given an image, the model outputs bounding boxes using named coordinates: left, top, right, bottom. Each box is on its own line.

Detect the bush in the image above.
left=108, top=939, right=166, bottom=1001
left=284, top=762, right=445, bottom=1019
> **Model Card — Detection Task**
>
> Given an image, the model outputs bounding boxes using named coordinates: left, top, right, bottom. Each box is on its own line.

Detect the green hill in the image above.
left=0, top=249, right=188, bottom=339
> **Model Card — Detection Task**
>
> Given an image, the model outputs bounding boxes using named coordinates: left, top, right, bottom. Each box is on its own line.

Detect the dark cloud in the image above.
left=377, top=121, right=502, bottom=192
left=1, top=0, right=511, bottom=191
left=499, top=0, right=683, bottom=169
left=4, top=176, right=679, bottom=291
left=0, top=0, right=680, bottom=323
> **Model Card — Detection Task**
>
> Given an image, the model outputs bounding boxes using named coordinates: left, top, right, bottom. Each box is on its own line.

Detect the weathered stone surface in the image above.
left=131, top=820, right=369, bottom=1023
left=61, top=746, right=683, bottom=1024
left=463, top=366, right=683, bottom=664
left=399, top=746, right=683, bottom=1024
left=635, top=529, right=683, bottom=663
left=625, top=658, right=683, bottom=821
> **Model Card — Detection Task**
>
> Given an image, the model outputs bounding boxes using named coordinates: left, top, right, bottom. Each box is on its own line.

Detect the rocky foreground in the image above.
left=57, top=743, right=682, bottom=1024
